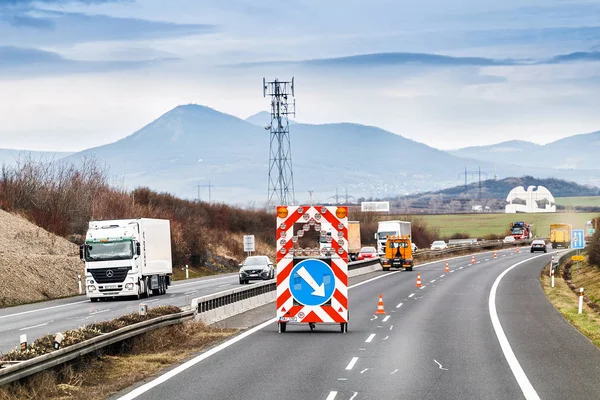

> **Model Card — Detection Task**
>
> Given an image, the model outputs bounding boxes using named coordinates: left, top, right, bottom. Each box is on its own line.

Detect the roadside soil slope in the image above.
left=0, top=209, right=83, bottom=307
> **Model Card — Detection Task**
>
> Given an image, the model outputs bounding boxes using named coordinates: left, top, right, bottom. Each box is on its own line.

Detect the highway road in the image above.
left=0, top=273, right=241, bottom=354
left=115, top=249, right=600, bottom=400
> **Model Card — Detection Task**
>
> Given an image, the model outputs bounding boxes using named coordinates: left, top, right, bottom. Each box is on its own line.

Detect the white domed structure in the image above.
left=505, top=185, right=556, bottom=213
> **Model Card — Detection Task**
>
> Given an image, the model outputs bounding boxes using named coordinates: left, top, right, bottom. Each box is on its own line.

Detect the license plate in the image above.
left=249, top=274, right=258, bottom=277
left=105, top=284, right=118, bottom=289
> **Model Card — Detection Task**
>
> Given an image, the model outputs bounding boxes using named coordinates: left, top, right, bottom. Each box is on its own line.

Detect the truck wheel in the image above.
left=278, top=322, right=287, bottom=333
left=141, top=278, right=150, bottom=298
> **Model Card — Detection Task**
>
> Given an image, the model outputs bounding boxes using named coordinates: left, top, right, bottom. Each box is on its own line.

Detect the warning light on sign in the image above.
left=277, top=207, right=288, bottom=219
left=336, top=207, right=348, bottom=219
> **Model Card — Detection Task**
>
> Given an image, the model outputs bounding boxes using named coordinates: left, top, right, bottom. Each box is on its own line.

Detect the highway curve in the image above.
left=113, top=248, right=600, bottom=400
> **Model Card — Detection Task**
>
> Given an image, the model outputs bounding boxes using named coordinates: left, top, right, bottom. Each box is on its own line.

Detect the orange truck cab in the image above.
left=381, top=235, right=414, bottom=271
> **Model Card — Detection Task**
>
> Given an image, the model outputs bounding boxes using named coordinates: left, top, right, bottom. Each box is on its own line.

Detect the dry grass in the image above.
left=0, top=322, right=237, bottom=400
left=541, top=262, right=600, bottom=348
left=0, top=208, right=83, bottom=307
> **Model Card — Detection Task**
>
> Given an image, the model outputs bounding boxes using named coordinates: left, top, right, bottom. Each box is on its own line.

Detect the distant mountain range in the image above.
left=450, top=133, right=600, bottom=170
left=0, top=149, right=72, bottom=166
left=2, top=104, right=599, bottom=205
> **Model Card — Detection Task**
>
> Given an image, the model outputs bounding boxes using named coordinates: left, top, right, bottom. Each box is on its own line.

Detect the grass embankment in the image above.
left=541, top=257, right=600, bottom=348
left=0, top=312, right=236, bottom=400
left=412, top=212, right=597, bottom=238
left=555, top=196, right=600, bottom=207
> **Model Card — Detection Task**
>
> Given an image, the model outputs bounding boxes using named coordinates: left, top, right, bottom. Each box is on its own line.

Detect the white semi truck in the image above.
left=375, top=220, right=411, bottom=255
left=80, top=218, right=173, bottom=302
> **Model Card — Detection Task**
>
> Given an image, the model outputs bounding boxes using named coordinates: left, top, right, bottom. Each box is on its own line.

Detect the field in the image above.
left=555, top=196, right=600, bottom=207
left=412, top=212, right=599, bottom=239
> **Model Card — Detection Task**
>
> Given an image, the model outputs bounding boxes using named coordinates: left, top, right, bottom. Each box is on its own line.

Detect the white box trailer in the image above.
left=375, top=220, right=411, bottom=255
left=80, top=218, right=172, bottom=302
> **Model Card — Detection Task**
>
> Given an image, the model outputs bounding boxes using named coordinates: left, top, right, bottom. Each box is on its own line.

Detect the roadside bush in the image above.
left=589, top=228, right=600, bottom=268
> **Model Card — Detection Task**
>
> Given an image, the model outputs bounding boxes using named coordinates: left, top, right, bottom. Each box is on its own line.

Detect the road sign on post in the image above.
left=243, top=235, right=255, bottom=253
left=571, top=229, right=585, bottom=250
left=276, top=205, right=348, bottom=333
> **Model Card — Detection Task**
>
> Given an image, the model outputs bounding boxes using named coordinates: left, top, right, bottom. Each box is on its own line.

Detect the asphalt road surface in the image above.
left=0, top=273, right=242, bottom=354
left=113, top=248, right=600, bottom=400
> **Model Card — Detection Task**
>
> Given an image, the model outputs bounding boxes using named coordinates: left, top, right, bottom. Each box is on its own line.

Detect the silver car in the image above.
left=239, top=255, right=275, bottom=284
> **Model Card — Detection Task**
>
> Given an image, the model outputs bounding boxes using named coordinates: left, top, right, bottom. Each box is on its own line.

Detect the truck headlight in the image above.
left=125, top=283, right=134, bottom=290
left=88, top=285, right=96, bottom=292
left=263, top=267, right=270, bottom=273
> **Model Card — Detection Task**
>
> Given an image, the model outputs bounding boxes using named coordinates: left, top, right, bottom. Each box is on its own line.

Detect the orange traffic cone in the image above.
left=376, top=294, right=386, bottom=314
left=445, top=261, right=450, bottom=273
left=416, top=273, right=423, bottom=288
left=471, top=255, right=475, bottom=264
left=516, top=247, right=520, bottom=253
left=494, top=251, right=497, bottom=259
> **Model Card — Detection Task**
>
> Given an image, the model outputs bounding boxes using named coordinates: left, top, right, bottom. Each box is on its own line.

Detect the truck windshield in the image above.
left=510, top=228, right=523, bottom=235
left=389, top=242, right=408, bottom=248
left=85, top=241, right=134, bottom=261
left=378, top=231, right=397, bottom=240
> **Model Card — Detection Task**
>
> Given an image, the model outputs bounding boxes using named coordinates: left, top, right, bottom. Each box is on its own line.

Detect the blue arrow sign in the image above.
left=572, top=229, right=585, bottom=250
left=290, top=259, right=335, bottom=306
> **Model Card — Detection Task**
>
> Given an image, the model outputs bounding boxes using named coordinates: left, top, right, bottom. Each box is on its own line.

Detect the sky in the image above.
left=1, top=0, right=600, bottom=151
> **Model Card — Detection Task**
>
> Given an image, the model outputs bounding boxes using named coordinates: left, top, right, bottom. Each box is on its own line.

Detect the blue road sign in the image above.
left=572, top=229, right=585, bottom=250
left=290, top=259, right=335, bottom=306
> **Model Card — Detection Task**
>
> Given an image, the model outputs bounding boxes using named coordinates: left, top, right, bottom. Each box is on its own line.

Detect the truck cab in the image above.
left=381, top=235, right=414, bottom=271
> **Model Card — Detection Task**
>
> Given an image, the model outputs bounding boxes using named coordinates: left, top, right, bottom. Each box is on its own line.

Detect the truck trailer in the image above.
left=375, top=220, right=411, bottom=255
left=550, top=223, right=572, bottom=248
left=348, top=221, right=362, bottom=261
left=80, top=218, right=173, bottom=302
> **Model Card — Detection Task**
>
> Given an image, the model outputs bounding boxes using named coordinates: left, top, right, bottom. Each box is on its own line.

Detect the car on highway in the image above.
left=503, top=235, right=516, bottom=243
left=239, top=255, right=274, bottom=284
left=430, top=240, right=448, bottom=250
left=530, top=239, right=548, bottom=253
left=358, top=246, right=379, bottom=260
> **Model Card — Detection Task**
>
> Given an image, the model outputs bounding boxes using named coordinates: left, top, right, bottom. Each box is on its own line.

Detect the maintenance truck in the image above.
left=375, top=220, right=411, bottom=255
left=80, top=218, right=172, bottom=302
left=381, top=235, right=414, bottom=271
left=550, top=223, right=572, bottom=248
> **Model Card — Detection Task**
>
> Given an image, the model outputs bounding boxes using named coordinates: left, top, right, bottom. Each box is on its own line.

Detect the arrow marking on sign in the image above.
left=297, top=266, right=325, bottom=297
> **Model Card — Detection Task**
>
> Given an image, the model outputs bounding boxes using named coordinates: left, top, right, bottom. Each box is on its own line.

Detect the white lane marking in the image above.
left=420, top=286, right=426, bottom=289
left=89, top=309, right=110, bottom=315
left=365, top=334, right=376, bottom=343
left=430, top=280, right=436, bottom=283
left=360, top=368, right=370, bottom=374
left=349, top=392, right=358, bottom=400
left=345, top=357, right=359, bottom=371
left=383, top=336, right=389, bottom=340
left=337, top=378, right=348, bottom=381
left=326, top=391, right=338, bottom=400
left=0, top=300, right=89, bottom=320
left=370, top=316, right=377, bottom=321
left=359, top=348, right=366, bottom=351
left=391, top=369, right=399, bottom=374
left=396, top=302, right=403, bottom=308
left=440, top=274, right=445, bottom=278
left=184, top=290, right=198, bottom=295
left=503, top=254, right=506, bottom=257
left=19, top=322, right=50, bottom=331
left=449, top=270, right=454, bottom=273
left=485, top=258, right=490, bottom=261
left=489, top=253, right=550, bottom=400
left=217, top=284, right=231, bottom=287
left=408, top=293, right=415, bottom=298
left=382, top=316, right=390, bottom=322
left=116, top=317, right=275, bottom=400
left=458, top=267, right=464, bottom=270
left=146, top=299, right=160, bottom=303
left=118, top=251, right=512, bottom=399
left=434, top=359, right=449, bottom=371
left=376, top=325, right=383, bottom=328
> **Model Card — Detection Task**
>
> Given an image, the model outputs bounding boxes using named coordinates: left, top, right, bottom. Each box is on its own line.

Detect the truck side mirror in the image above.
left=136, top=242, right=141, bottom=256
left=79, top=245, right=84, bottom=260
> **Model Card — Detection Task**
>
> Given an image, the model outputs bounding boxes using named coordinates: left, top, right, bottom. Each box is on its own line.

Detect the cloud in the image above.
left=0, top=45, right=179, bottom=77
left=0, top=5, right=216, bottom=46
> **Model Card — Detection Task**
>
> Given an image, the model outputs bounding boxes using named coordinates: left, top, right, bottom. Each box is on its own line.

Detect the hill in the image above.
left=388, top=176, right=599, bottom=214
left=0, top=209, right=83, bottom=307
left=65, top=104, right=600, bottom=204
left=450, top=131, right=600, bottom=170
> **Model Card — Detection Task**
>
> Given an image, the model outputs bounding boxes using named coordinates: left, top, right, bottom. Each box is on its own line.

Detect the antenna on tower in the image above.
left=264, top=77, right=296, bottom=206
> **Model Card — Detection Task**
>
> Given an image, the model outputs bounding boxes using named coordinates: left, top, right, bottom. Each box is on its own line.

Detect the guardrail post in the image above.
left=20, top=334, right=27, bottom=351
left=579, top=288, right=584, bottom=314
left=77, top=274, right=82, bottom=295
left=551, top=268, right=555, bottom=288
left=186, top=265, right=189, bottom=280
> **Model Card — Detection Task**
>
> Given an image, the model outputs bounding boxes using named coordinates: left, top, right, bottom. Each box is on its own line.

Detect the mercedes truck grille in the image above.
left=89, top=267, right=132, bottom=284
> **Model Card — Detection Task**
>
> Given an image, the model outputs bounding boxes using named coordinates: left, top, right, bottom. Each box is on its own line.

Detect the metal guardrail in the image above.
left=0, top=259, right=383, bottom=386
left=0, top=310, right=194, bottom=386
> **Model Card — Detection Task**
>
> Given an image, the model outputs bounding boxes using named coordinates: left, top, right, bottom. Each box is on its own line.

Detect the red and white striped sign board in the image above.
left=276, top=205, right=348, bottom=324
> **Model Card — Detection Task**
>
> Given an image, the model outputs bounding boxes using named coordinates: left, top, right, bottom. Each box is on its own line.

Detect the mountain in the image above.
left=0, top=149, right=72, bottom=166
left=245, top=111, right=296, bottom=127
left=65, top=104, right=600, bottom=205
left=450, top=131, right=600, bottom=170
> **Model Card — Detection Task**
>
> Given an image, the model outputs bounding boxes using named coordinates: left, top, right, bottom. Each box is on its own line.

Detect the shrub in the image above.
left=589, top=228, right=600, bottom=267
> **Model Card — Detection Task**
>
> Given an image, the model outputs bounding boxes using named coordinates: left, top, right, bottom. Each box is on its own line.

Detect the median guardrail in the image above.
left=0, top=310, right=194, bottom=386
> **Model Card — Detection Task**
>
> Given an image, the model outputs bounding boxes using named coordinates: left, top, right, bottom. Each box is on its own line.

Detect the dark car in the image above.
left=530, top=239, right=547, bottom=253
left=239, top=255, right=275, bottom=284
